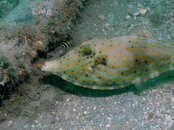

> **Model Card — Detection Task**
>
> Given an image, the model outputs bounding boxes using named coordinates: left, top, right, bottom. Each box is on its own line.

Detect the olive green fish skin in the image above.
left=42, top=35, right=174, bottom=90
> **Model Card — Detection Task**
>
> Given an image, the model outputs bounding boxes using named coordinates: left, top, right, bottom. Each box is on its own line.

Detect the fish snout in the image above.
left=41, top=61, right=49, bottom=72
left=41, top=60, right=61, bottom=73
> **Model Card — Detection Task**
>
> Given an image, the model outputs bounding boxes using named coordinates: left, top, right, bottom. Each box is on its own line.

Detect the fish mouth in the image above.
left=41, top=60, right=61, bottom=74
left=41, top=62, right=50, bottom=72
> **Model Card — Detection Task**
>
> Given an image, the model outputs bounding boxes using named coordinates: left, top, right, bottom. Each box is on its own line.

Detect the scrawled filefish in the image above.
left=41, top=34, right=174, bottom=90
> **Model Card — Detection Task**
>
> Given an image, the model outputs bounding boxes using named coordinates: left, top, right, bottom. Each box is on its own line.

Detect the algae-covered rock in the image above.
left=0, top=0, right=89, bottom=101
left=0, top=56, right=16, bottom=101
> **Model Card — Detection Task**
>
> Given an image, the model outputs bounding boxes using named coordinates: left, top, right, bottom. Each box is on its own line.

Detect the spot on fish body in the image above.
left=149, top=71, right=160, bottom=78
left=169, top=64, right=174, bottom=70
left=132, top=77, right=142, bottom=84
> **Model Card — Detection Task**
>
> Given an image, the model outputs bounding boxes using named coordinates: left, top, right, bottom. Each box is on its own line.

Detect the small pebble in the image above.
left=7, top=120, right=13, bottom=127
left=125, top=15, right=131, bottom=20
left=103, top=23, right=113, bottom=31
left=97, top=15, right=105, bottom=21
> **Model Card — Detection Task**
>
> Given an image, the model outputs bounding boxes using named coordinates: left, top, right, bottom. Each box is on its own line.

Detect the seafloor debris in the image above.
left=32, top=41, right=46, bottom=51
left=149, top=9, right=165, bottom=27
left=128, top=1, right=148, bottom=17
left=97, top=15, right=106, bottom=21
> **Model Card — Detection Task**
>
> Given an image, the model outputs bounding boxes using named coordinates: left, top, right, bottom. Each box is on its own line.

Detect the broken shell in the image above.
left=32, top=41, right=45, bottom=51
left=30, top=50, right=38, bottom=58
left=97, top=15, right=105, bottom=21
left=140, top=8, right=147, bottom=15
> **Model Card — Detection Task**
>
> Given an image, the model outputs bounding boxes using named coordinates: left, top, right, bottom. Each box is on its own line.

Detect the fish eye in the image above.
left=82, top=46, right=94, bottom=56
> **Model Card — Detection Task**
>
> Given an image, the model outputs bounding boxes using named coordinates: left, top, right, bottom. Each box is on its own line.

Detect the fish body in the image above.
left=42, top=35, right=174, bottom=90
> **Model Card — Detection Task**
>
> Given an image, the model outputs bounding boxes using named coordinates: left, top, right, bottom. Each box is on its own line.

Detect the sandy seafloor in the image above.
left=0, top=0, right=174, bottom=130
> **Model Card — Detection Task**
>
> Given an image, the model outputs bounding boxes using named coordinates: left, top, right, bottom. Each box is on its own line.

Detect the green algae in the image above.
left=0, top=0, right=19, bottom=19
